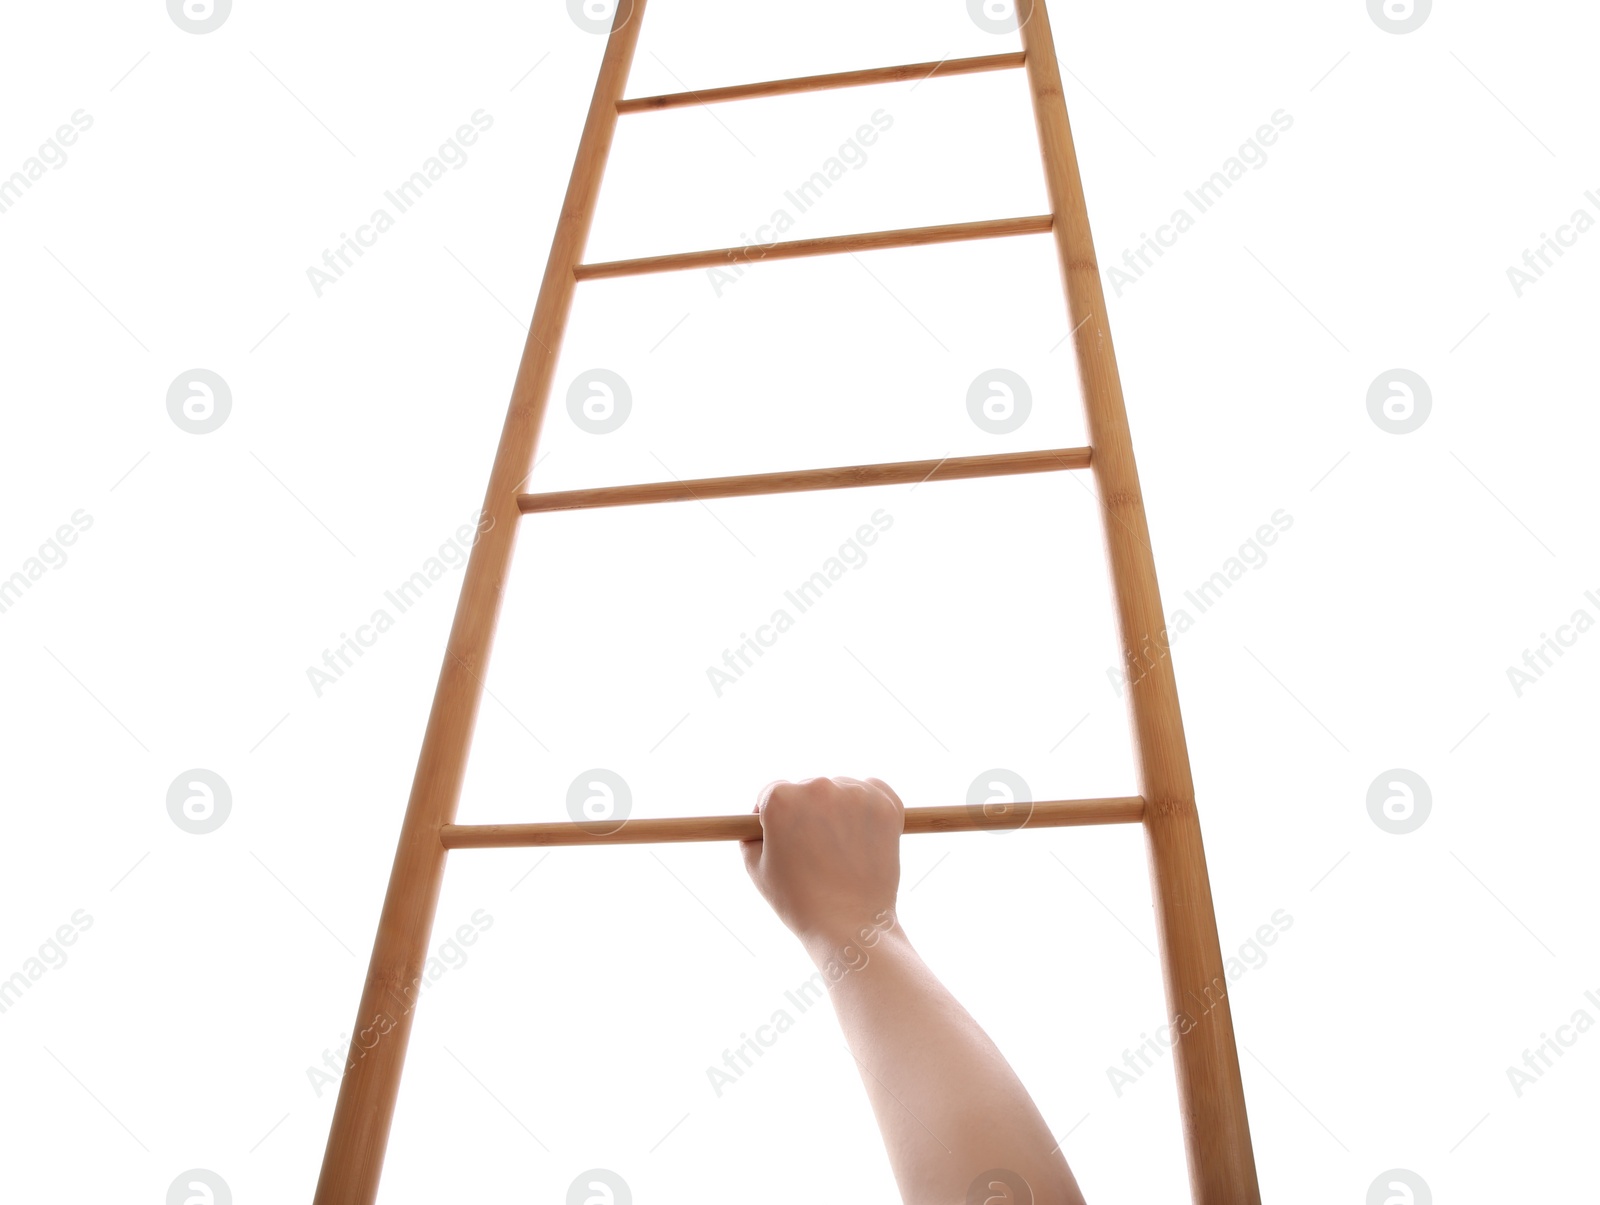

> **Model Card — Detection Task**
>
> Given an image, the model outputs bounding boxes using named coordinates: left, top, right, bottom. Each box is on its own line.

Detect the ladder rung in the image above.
left=574, top=214, right=1054, bottom=280
left=441, top=797, right=1146, bottom=849
left=616, top=51, right=1027, bottom=114
left=518, top=446, right=1092, bottom=514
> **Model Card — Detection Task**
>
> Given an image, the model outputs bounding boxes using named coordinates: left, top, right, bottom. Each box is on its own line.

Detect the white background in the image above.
left=1, top=1, right=1595, bottom=1202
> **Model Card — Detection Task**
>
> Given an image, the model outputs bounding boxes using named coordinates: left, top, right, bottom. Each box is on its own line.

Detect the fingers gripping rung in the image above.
left=517, top=447, right=1092, bottom=514
left=616, top=51, right=1027, bottom=113
left=441, top=797, right=1146, bottom=849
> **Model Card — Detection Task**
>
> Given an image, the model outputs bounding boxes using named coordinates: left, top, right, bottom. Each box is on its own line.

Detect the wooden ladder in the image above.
left=312, top=2, right=1260, bottom=1200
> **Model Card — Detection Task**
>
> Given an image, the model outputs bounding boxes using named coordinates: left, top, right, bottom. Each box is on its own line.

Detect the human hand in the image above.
left=739, top=780, right=1086, bottom=1205
left=741, top=776, right=905, bottom=950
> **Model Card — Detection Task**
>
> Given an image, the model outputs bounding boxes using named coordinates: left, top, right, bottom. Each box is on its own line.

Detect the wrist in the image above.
left=798, top=906, right=905, bottom=970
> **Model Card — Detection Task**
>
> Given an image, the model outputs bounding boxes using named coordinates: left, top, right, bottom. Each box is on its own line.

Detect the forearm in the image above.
left=802, top=920, right=1085, bottom=1205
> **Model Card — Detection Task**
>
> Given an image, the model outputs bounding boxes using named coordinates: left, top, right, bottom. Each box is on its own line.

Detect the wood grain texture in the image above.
left=617, top=52, right=1026, bottom=113
left=310, top=5, right=650, bottom=1203
left=1018, top=2, right=1261, bottom=1201
left=441, top=797, right=1145, bottom=848
left=518, top=447, right=1091, bottom=513
left=574, top=214, right=1053, bottom=280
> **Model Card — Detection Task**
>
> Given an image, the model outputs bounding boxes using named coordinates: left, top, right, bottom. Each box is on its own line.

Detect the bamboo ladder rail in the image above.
left=1015, top=2, right=1259, bottom=1198
left=312, top=1, right=1261, bottom=1201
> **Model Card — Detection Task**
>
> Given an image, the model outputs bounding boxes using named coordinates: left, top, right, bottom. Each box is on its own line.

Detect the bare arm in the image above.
left=742, top=776, right=1086, bottom=1205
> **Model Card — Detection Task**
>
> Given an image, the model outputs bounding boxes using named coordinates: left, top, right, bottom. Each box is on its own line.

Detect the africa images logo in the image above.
left=168, top=0, right=231, bottom=34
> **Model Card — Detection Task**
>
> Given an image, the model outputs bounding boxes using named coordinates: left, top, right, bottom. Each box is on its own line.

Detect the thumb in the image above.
left=742, top=782, right=777, bottom=880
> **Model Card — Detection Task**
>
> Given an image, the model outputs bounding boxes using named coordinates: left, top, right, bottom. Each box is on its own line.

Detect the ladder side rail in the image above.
left=311, top=3, right=650, bottom=1201
left=1015, top=2, right=1262, bottom=1202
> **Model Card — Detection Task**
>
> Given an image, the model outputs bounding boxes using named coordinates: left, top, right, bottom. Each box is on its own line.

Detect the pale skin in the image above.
left=742, top=776, right=1087, bottom=1205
